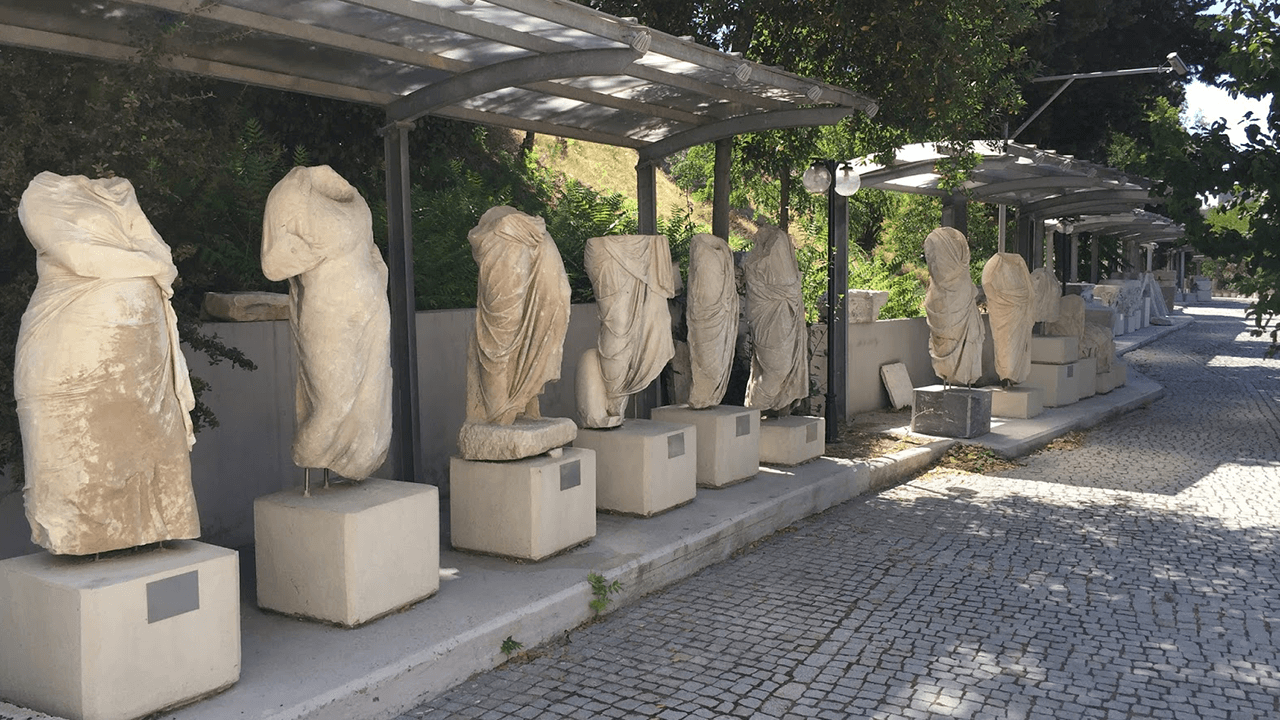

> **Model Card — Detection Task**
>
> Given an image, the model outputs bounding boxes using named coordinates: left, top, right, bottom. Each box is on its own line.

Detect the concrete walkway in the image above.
left=0, top=307, right=1207, bottom=720
left=397, top=300, right=1279, bottom=720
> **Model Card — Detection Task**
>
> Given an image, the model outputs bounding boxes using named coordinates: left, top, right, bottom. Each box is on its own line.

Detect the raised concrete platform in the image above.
left=883, top=366, right=1164, bottom=459
left=0, top=542, right=239, bottom=720
left=573, top=420, right=696, bottom=516
left=255, top=480, right=439, bottom=627
left=0, top=441, right=948, bottom=720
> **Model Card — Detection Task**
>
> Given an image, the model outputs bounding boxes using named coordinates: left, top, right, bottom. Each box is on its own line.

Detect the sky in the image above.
left=1182, top=81, right=1273, bottom=145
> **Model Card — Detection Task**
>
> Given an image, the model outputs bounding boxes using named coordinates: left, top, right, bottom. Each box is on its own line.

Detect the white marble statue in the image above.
left=685, top=233, right=739, bottom=409
left=458, top=206, right=575, bottom=460
left=1045, top=294, right=1086, bottom=351
left=576, top=234, right=676, bottom=428
left=262, top=165, right=393, bottom=481
left=1030, top=266, right=1062, bottom=324
left=982, top=252, right=1035, bottom=385
left=743, top=225, right=808, bottom=412
left=922, top=227, right=985, bottom=386
left=14, top=172, right=199, bottom=555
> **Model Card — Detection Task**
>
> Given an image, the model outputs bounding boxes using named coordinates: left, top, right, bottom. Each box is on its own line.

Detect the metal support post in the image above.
left=383, top=119, right=424, bottom=485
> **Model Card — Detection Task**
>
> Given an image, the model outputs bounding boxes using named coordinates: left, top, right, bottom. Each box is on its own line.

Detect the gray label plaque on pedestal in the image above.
left=560, top=460, right=581, bottom=490
left=735, top=415, right=750, bottom=437
left=147, top=570, right=200, bottom=623
left=806, top=422, right=818, bottom=443
left=667, top=432, right=685, bottom=459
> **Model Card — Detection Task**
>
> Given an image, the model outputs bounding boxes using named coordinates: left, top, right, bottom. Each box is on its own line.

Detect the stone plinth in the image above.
left=1076, top=356, right=1098, bottom=399
left=573, top=420, right=695, bottom=517
left=1097, top=358, right=1128, bottom=394
left=651, top=405, right=760, bottom=488
left=1030, top=335, right=1079, bottom=364
left=0, top=542, right=239, bottom=720
left=1026, top=361, right=1081, bottom=407
left=989, top=386, right=1044, bottom=419
left=759, top=415, right=825, bottom=466
left=450, top=448, right=596, bottom=561
left=910, top=386, right=991, bottom=439
left=457, top=417, right=577, bottom=461
left=202, top=291, right=290, bottom=322
left=254, top=479, right=439, bottom=627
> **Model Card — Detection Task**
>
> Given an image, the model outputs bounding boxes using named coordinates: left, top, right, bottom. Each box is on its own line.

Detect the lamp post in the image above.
left=999, top=53, right=1188, bottom=255
left=802, top=160, right=860, bottom=442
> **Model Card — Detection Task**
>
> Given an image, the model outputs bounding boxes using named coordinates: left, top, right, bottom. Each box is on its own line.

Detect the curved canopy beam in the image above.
left=970, top=175, right=1127, bottom=201
left=1019, top=189, right=1153, bottom=217
left=636, top=106, right=864, bottom=164
left=387, top=47, right=644, bottom=122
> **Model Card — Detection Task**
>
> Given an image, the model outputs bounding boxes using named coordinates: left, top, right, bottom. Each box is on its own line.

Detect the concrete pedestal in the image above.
left=255, top=479, right=439, bottom=627
left=1076, top=356, right=1098, bottom=399
left=988, top=386, right=1044, bottom=419
left=1030, top=335, right=1079, bottom=364
left=759, top=415, right=825, bottom=466
left=0, top=541, right=239, bottom=720
left=450, top=448, right=596, bottom=561
left=573, top=420, right=696, bottom=517
left=1097, top=359, right=1128, bottom=394
left=651, top=405, right=761, bottom=488
left=1026, top=361, right=1082, bottom=407
left=910, top=386, right=991, bottom=439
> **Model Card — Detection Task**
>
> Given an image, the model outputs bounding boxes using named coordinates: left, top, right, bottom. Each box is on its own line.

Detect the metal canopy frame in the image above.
left=0, top=0, right=877, bottom=484
left=852, top=141, right=1152, bottom=213
left=848, top=140, right=1184, bottom=272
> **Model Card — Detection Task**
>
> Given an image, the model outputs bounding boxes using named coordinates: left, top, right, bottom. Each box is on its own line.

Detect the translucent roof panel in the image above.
left=851, top=141, right=1156, bottom=218
left=0, top=0, right=878, bottom=154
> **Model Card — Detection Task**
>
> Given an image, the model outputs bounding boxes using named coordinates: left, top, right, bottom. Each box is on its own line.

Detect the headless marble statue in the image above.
left=1030, top=266, right=1062, bottom=324
left=743, top=225, right=808, bottom=413
left=923, top=227, right=985, bottom=386
left=15, top=172, right=199, bottom=555
left=685, top=233, right=739, bottom=409
left=458, top=206, right=575, bottom=460
left=982, top=252, right=1035, bottom=385
left=576, top=234, right=676, bottom=428
left=262, top=166, right=393, bottom=482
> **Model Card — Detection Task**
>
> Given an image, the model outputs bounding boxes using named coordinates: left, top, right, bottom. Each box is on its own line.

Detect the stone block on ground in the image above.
left=880, top=362, right=914, bottom=410
left=988, top=386, right=1044, bottom=419
left=910, top=386, right=992, bottom=439
left=450, top=448, right=596, bottom=561
left=651, top=404, right=760, bottom=488
left=758, top=415, right=824, bottom=466
left=573, top=420, right=696, bottom=517
left=1075, top=356, right=1098, bottom=399
left=254, top=479, right=439, bottom=627
left=0, top=541, right=240, bottom=720
left=1030, top=335, right=1079, bottom=364
left=1025, top=361, right=1082, bottom=407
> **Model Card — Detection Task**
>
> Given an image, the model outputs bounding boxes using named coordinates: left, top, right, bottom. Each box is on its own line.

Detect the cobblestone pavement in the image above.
left=399, top=300, right=1280, bottom=720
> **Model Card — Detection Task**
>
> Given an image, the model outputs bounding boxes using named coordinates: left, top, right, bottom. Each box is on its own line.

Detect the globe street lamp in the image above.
left=802, top=159, right=860, bottom=442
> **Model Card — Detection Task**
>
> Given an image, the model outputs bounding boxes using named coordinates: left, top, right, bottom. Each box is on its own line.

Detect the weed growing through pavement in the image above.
left=500, top=636, right=523, bottom=657
left=587, top=572, right=622, bottom=615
